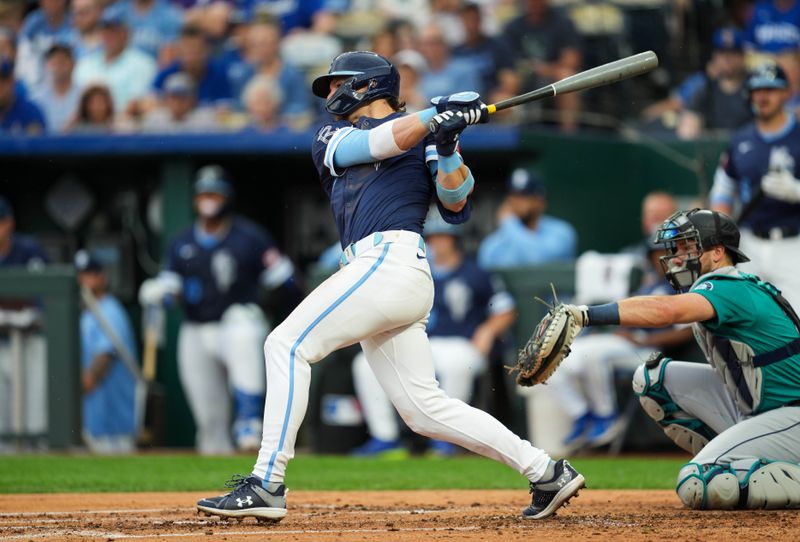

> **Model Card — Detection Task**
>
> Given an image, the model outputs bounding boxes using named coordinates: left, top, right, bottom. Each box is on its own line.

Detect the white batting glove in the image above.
left=138, top=278, right=167, bottom=306
left=761, top=171, right=800, bottom=203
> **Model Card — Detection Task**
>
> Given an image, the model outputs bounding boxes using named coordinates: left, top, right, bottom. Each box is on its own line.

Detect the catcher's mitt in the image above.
left=510, top=290, right=584, bottom=386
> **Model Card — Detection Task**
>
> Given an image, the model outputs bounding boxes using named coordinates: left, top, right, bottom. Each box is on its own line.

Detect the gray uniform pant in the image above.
left=664, top=361, right=800, bottom=479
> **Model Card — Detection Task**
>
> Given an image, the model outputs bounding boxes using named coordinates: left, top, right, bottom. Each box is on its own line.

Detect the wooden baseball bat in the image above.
left=487, top=51, right=659, bottom=114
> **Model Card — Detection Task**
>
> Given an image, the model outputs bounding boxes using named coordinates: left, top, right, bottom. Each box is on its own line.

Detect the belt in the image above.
left=339, top=230, right=425, bottom=268
left=750, top=225, right=800, bottom=240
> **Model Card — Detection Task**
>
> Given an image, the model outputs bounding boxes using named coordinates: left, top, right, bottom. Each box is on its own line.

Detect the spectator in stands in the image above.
left=140, top=72, right=221, bottom=132
left=351, top=207, right=516, bottom=457
left=417, top=22, right=481, bottom=101
left=0, top=56, right=46, bottom=134
left=153, top=24, right=232, bottom=107
left=76, top=250, right=140, bottom=454
left=117, top=0, right=183, bottom=62
left=622, top=191, right=679, bottom=268
left=240, top=74, right=285, bottom=132
left=393, top=49, right=428, bottom=113
left=31, top=43, right=80, bottom=132
left=544, top=239, right=694, bottom=453
left=0, top=195, right=48, bottom=268
left=74, top=8, right=157, bottom=113
left=677, top=28, right=752, bottom=140
left=0, top=26, right=28, bottom=101
left=744, top=0, right=800, bottom=98
left=66, top=83, right=115, bottom=133
left=452, top=2, right=519, bottom=102
left=227, top=19, right=309, bottom=126
left=71, top=0, right=102, bottom=59
left=0, top=0, right=26, bottom=32
left=246, top=0, right=338, bottom=35
left=478, top=168, right=577, bottom=268
left=15, top=0, right=74, bottom=89
left=503, top=0, right=581, bottom=131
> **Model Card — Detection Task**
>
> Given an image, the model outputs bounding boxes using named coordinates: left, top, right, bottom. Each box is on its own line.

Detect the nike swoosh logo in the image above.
left=416, top=253, right=426, bottom=260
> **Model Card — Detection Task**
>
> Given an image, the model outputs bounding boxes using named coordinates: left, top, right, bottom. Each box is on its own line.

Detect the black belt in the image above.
left=789, top=399, right=800, bottom=407
left=750, top=225, right=800, bottom=240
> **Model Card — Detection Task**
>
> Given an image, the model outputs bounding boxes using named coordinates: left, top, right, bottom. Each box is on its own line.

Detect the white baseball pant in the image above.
left=737, top=230, right=800, bottom=312
left=178, top=303, right=267, bottom=455
left=352, top=336, right=487, bottom=442
left=252, top=230, right=551, bottom=483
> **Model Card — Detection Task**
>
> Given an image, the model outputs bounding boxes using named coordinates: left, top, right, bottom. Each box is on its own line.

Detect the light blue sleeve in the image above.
left=329, top=128, right=373, bottom=169
left=87, top=314, right=115, bottom=358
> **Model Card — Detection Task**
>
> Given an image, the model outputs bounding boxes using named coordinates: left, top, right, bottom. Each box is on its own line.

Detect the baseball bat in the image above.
left=486, top=51, right=659, bottom=114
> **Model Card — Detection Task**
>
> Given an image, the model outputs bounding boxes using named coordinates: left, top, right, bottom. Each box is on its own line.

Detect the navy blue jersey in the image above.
left=312, top=112, right=470, bottom=247
left=428, top=258, right=514, bottom=338
left=165, top=216, right=276, bottom=323
left=0, top=234, right=48, bottom=267
left=719, top=117, right=800, bottom=232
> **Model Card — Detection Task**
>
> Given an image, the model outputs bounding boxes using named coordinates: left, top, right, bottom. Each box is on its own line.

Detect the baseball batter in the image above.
left=351, top=207, right=516, bottom=457
left=139, top=166, right=298, bottom=454
left=710, top=62, right=800, bottom=310
left=197, top=51, right=584, bottom=522
left=557, top=209, right=800, bottom=510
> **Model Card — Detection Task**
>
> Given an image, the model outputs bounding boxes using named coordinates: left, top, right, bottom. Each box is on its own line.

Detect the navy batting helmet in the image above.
left=311, top=51, right=400, bottom=116
left=746, top=62, right=789, bottom=93
left=194, top=165, right=233, bottom=198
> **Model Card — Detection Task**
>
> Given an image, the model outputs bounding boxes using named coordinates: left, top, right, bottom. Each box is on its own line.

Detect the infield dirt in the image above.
left=1, top=489, right=798, bottom=541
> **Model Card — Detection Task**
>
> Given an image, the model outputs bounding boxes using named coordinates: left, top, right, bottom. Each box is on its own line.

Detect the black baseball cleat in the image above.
left=523, top=459, right=585, bottom=519
left=197, top=474, right=287, bottom=522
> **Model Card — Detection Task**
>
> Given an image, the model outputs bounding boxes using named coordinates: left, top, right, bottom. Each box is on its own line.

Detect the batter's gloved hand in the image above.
left=761, top=170, right=800, bottom=203
left=138, top=278, right=167, bottom=306
left=429, top=110, right=467, bottom=156
left=431, top=92, right=489, bottom=125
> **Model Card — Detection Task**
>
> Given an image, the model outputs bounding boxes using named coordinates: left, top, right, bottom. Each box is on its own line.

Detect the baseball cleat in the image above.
left=197, top=474, right=287, bottom=521
left=523, top=459, right=585, bottom=520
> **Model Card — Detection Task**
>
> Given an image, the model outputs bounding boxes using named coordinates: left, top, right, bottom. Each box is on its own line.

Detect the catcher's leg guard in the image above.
left=676, top=462, right=740, bottom=509
left=741, top=460, right=800, bottom=510
left=632, top=353, right=715, bottom=455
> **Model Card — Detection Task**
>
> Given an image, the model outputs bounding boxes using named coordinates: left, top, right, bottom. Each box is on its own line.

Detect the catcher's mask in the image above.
left=312, top=51, right=400, bottom=116
left=655, top=209, right=749, bottom=291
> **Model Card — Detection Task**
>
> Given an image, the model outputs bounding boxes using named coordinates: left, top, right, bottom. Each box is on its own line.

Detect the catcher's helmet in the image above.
left=311, top=51, right=400, bottom=116
left=655, top=209, right=749, bottom=291
left=746, top=62, right=789, bottom=93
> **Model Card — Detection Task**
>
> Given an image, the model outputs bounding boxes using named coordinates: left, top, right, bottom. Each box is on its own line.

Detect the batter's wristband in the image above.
left=418, top=107, right=436, bottom=125
left=437, top=153, right=463, bottom=173
left=586, top=302, right=620, bottom=326
left=436, top=167, right=474, bottom=204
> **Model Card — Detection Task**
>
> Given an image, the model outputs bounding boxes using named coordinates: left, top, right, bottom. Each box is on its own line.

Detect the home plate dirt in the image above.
left=0, top=490, right=797, bottom=541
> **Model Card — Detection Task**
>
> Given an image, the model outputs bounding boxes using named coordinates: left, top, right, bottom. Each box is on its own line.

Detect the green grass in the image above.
left=0, top=454, right=685, bottom=494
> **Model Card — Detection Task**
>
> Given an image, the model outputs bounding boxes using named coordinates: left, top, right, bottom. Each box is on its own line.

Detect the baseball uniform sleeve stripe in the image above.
left=263, top=243, right=392, bottom=482
left=323, top=126, right=356, bottom=177
left=710, top=165, right=737, bottom=207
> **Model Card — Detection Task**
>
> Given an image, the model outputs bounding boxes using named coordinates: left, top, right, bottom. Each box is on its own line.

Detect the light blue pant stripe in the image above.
left=263, top=243, right=393, bottom=484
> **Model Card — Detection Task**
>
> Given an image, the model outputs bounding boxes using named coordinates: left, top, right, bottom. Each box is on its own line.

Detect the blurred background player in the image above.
left=478, top=168, right=577, bottom=268
left=710, top=62, right=800, bottom=310
left=545, top=236, right=693, bottom=452
left=138, top=165, right=300, bottom=454
left=351, top=207, right=516, bottom=457
left=76, top=249, right=140, bottom=454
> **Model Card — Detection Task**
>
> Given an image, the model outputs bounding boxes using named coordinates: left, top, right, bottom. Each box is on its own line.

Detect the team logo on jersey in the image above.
left=211, top=249, right=237, bottom=293
left=444, top=279, right=472, bottom=322
left=768, top=146, right=795, bottom=174
left=693, top=282, right=714, bottom=292
left=317, top=125, right=336, bottom=144
left=736, top=142, right=752, bottom=155
left=179, top=243, right=196, bottom=260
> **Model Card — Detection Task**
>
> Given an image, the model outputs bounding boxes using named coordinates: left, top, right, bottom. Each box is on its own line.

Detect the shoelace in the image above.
left=224, top=474, right=252, bottom=495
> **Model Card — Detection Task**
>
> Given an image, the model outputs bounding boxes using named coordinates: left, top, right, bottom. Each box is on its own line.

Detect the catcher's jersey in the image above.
left=715, top=116, right=800, bottom=233
left=428, top=258, right=514, bottom=338
left=691, top=272, right=800, bottom=412
left=311, top=111, right=469, bottom=248
left=165, top=216, right=277, bottom=323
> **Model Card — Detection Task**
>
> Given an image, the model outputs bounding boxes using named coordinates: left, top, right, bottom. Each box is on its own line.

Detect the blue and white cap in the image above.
left=747, top=62, right=789, bottom=92
left=508, top=168, right=546, bottom=196
left=194, top=165, right=233, bottom=198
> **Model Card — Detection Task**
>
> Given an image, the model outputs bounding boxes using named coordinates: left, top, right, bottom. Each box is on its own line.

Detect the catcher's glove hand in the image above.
left=510, top=297, right=587, bottom=387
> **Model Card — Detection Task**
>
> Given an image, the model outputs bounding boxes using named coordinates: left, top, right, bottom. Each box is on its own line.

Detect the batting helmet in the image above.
left=194, top=165, right=234, bottom=198
left=655, top=209, right=749, bottom=291
left=311, top=51, right=400, bottom=116
left=746, top=62, right=789, bottom=93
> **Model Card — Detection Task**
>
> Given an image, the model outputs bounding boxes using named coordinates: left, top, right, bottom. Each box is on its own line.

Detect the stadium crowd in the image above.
left=0, top=0, right=795, bottom=136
